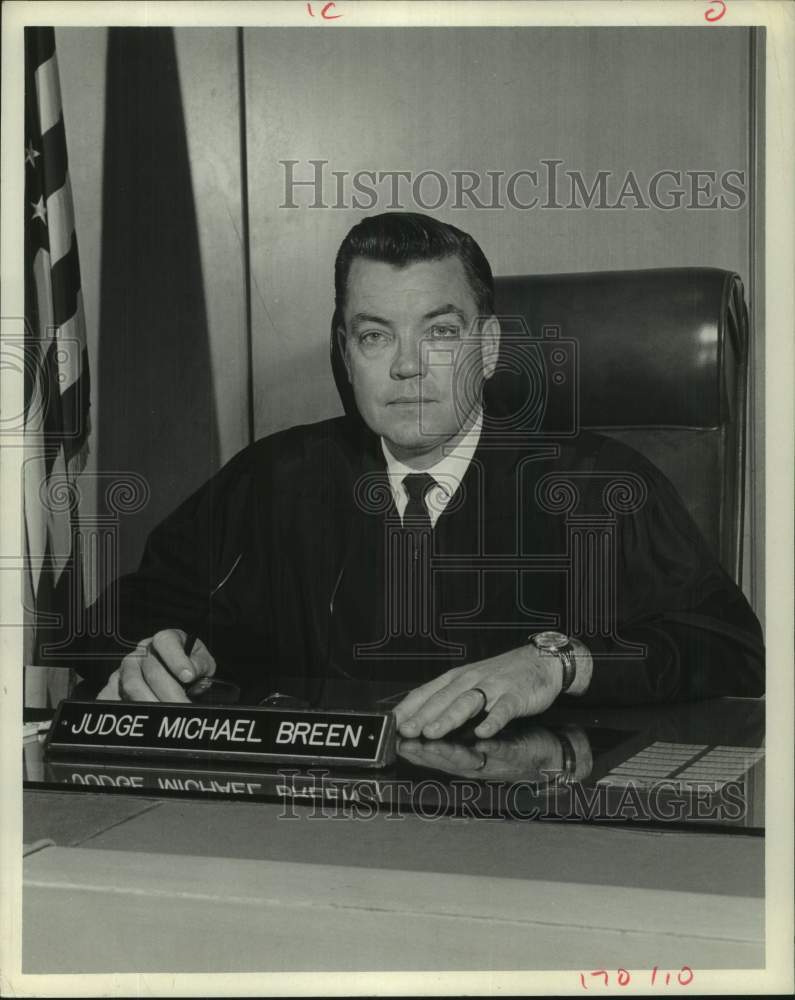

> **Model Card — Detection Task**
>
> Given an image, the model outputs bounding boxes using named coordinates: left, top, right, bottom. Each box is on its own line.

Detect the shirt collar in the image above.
left=380, top=410, right=483, bottom=501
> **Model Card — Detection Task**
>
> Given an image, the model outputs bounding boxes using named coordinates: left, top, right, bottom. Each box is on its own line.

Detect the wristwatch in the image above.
left=529, top=631, right=577, bottom=693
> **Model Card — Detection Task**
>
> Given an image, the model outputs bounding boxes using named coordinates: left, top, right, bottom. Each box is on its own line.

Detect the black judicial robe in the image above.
left=74, top=415, right=764, bottom=705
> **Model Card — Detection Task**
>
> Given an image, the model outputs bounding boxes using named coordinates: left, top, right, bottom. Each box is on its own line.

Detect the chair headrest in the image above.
left=492, top=267, right=747, bottom=430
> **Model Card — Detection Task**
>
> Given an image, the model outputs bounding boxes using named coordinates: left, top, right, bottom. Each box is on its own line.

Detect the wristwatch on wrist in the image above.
left=529, top=631, right=577, bottom=693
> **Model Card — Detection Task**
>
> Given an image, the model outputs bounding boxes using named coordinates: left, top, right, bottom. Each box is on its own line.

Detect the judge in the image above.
left=79, top=212, right=764, bottom=739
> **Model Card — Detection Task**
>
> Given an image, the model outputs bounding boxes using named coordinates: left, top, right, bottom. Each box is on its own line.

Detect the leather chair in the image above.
left=331, top=267, right=749, bottom=583
left=491, top=268, right=749, bottom=583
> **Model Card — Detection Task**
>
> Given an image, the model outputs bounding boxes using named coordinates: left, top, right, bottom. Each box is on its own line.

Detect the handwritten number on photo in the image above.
left=705, top=1, right=727, bottom=22
left=581, top=966, right=694, bottom=988
left=306, top=1, right=343, bottom=18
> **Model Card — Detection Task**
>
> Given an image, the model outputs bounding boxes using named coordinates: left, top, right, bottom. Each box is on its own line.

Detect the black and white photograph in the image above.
left=2, top=0, right=793, bottom=994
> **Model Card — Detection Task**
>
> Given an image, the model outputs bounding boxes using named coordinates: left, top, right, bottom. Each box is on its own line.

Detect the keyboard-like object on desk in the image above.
left=597, top=741, right=765, bottom=791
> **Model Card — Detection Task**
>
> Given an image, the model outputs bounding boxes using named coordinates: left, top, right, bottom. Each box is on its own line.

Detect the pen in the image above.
left=182, top=552, right=243, bottom=694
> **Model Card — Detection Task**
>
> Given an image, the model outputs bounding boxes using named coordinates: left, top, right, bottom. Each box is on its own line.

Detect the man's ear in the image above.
left=480, top=315, right=501, bottom=380
left=336, top=325, right=352, bottom=381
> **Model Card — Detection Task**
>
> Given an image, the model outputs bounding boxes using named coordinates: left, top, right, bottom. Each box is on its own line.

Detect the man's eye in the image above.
left=360, top=330, right=388, bottom=345
left=428, top=324, right=460, bottom=339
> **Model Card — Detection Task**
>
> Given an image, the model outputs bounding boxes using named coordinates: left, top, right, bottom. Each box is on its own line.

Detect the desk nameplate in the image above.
left=45, top=700, right=396, bottom=768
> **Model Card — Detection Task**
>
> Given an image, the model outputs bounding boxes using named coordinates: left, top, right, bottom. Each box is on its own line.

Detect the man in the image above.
left=80, top=212, right=764, bottom=739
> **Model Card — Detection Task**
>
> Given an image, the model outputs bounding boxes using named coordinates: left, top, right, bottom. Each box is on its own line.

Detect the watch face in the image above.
left=533, top=630, right=569, bottom=652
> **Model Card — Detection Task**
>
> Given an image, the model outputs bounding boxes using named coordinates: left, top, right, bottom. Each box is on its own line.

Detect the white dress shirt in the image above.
left=381, top=411, right=483, bottom=527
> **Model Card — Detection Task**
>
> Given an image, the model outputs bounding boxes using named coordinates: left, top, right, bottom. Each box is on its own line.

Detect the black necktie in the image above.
left=398, top=473, right=436, bottom=638
left=402, top=472, right=436, bottom=534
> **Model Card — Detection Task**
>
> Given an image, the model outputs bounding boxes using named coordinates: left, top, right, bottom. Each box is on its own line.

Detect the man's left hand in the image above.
left=393, top=645, right=563, bottom=740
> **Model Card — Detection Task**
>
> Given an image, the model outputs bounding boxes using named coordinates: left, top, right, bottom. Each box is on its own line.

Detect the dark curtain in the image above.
left=97, top=27, right=219, bottom=590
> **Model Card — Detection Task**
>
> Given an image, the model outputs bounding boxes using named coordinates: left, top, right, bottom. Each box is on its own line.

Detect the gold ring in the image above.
left=470, top=687, right=488, bottom=711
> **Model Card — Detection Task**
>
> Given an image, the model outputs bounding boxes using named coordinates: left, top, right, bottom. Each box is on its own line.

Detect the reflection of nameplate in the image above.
left=42, top=759, right=401, bottom=806
left=45, top=700, right=396, bottom=768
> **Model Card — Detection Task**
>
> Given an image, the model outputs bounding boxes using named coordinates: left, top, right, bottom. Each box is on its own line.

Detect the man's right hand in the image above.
left=97, top=629, right=216, bottom=702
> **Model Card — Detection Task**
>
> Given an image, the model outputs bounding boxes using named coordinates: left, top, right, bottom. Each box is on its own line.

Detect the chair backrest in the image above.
left=492, top=268, right=749, bottom=582
left=329, top=266, right=749, bottom=583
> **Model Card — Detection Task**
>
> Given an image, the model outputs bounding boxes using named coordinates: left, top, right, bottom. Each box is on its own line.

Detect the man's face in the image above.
left=341, top=256, right=499, bottom=466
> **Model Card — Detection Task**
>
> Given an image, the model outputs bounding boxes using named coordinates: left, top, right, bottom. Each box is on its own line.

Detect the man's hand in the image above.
left=393, top=645, right=563, bottom=740
left=97, top=629, right=216, bottom=702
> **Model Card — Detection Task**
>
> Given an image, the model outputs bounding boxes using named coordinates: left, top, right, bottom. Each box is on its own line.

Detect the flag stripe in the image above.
left=40, top=115, right=67, bottom=199
left=32, top=247, right=54, bottom=330
left=25, top=25, right=56, bottom=66
left=45, top=180, right=75, bottom=266
left=42, top=341, right=64, bottom=478
left=62, top=368, right=91, bottom=465
left=34, top=53, right=62, bottom=136
left=24, top=449, right=48, bottom=598
left=54, top=291, right=86, bottom=390
left=45, top=445, right=73, bottom=584
left=50, top=233, right=80, bottom=328
left=60, top=354, right=90, bottom=439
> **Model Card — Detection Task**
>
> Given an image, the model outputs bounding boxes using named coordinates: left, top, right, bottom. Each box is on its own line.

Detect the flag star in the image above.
left=31, top=196, right=47, bottom=224
left=25, top=143, right=40, bottom=167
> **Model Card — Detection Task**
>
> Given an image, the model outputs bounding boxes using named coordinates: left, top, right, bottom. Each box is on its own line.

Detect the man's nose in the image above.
left=390, top=334, right=425, bottom=379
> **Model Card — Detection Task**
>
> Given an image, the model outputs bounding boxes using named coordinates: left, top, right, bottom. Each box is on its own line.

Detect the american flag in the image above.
left=24, top=27, right=91, bottom=705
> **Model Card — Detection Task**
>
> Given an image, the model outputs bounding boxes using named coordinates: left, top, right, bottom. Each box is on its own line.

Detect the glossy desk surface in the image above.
left=23, top=692, right=765, bottom=974
left=27, top=687, right=765, bottom=829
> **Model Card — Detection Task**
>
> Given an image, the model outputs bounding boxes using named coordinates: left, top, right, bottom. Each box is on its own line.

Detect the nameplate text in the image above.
left=45, top=701, right=396, bottom=768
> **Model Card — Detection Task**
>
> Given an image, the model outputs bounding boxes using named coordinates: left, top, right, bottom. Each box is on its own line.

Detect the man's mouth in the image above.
left=387, top=398, right=436, bottom=405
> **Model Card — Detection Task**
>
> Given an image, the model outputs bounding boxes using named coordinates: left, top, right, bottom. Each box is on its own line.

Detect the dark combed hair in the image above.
left=334, top=212, right=495, bottom=325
